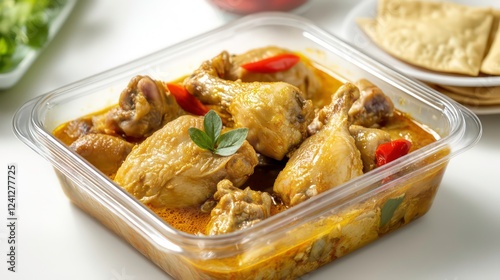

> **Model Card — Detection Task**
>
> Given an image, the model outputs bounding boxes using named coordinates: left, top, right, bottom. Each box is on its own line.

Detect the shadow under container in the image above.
left=13, top=13, right=481, bottom=280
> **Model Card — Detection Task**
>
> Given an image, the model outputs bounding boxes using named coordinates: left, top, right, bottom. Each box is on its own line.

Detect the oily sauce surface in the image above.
left=53, top=60, right=438, bottom=235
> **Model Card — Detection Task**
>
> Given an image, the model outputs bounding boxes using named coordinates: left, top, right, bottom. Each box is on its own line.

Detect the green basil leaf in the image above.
left=380, top=195, right=405, bottom=227
left=189, top=110, right=248, bottom=156
left=203, top=110, right=221, bottom=145
left=215, top=128, right=248, bottom=156
left=188, top=127, right=214, bottom=152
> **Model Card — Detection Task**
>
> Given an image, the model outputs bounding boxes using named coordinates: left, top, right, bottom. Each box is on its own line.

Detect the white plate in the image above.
left=340, top=0, right=500, bottom=87
left=0, top=0, right=78, bottom=90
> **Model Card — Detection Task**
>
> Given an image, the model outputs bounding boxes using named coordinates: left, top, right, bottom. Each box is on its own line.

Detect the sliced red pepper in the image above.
left=166, top=83, right=209, bottom=116
left=375, top=139, right=412, bottom=167
left=240, top=53, right=300, bottom=73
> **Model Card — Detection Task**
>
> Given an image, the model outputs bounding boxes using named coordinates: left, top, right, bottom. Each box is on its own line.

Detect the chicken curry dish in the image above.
left=53, top=46, right=441, bottom=237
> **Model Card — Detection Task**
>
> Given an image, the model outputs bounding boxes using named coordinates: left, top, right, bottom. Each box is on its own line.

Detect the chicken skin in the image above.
left=70, top=133, right=135, bottom=178
left=114, top=115, right=259, bottom=208
left=206, top=179, right=272, bottom=235
left=183, top=50, right=314, bottom=160
left=349, top=125, right=391, bottom=172
left=273, top=83, right=364, bottom=206
left=228, top=82, right=313, bottom=160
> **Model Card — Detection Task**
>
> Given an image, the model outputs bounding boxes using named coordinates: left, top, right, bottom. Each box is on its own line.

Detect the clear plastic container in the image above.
left=13, top=13, right=481, bottom=280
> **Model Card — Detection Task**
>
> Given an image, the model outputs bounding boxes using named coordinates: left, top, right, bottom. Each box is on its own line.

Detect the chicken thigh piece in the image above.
left=273, top=83, right=364, bottom=206
left=114, top=115, right=259, bottom=208
left=228, top=82, right=313, bottom=160
left=105, top=75, right=183, bottom=138
left=70, top=133, right=135, bottom=178
left=349, top=79, right=394, bottom=128
left=184, top=47, right=321, bottom=102
left=183, top=51, right=314, bottom=160
left=206, top=179, right=272, bottom=235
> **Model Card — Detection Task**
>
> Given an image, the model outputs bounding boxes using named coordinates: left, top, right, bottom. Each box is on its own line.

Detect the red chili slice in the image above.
left=166, top=83, right=209, bottom=116
left=240, top=53, right=300, bottom=73
left=375, top=139, right=412, bottom=167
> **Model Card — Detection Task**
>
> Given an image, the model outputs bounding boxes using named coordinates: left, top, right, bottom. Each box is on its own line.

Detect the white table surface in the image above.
left=1, top=0, right=499, bottom=279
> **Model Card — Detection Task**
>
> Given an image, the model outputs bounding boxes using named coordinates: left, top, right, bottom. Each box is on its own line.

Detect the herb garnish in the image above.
left=0, top=0, right=67, bottom=73
left=189, top=110, right=248, bottom=156
left=380, top=195, right=405, bottom=227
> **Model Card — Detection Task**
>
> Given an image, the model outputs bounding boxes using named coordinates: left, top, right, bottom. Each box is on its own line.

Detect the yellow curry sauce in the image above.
left=53, top=61, right=439, bottom=236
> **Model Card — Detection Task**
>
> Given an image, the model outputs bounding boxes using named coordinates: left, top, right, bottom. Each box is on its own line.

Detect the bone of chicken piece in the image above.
left=114, top=115, right=258, bottom=208
left=349, top=79, right=394, bottom=128
left=349, top=125, right=391, bottom=172
left=105, top=75, right=183, bottom=138
left=206, top=179, right=272, bottom=235
left=70, top=134, right=135, bottom=178
left=273, top=83, right=364, bottom=206
left=183, top=51, right=314, bottom=160
left=183, top=51, right=238, bottom=109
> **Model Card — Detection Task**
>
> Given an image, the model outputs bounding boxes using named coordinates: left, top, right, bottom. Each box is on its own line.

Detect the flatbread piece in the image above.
left=358, top=0, right=494, bottom=76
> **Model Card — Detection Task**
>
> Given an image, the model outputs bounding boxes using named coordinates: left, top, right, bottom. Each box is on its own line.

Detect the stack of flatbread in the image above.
left=357, top=0, right=500, bottom=108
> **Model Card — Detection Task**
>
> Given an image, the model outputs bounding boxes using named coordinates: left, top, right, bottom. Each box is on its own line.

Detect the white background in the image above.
left=1, top=0, right=499, bottom=279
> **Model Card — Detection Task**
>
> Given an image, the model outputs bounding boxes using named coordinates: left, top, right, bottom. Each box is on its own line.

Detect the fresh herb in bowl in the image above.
left=0, top=0, right=66, bottom=73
